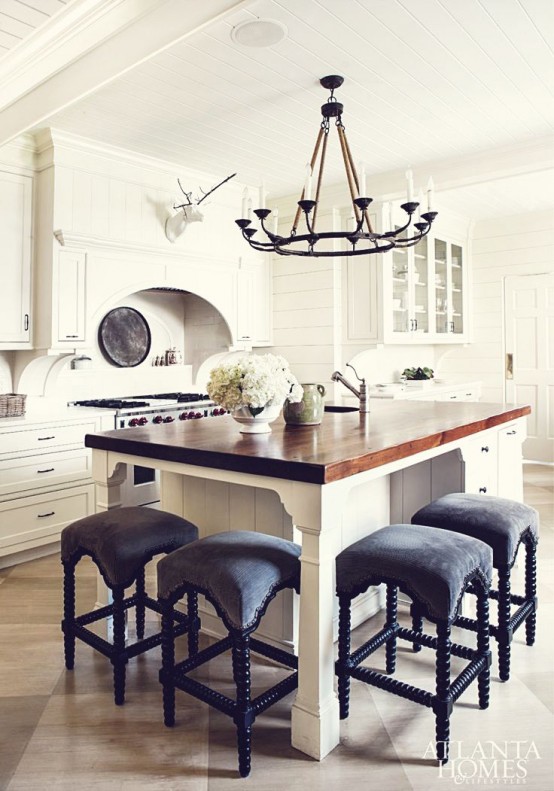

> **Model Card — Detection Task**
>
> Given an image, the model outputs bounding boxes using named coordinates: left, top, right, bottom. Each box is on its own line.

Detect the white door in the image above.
left=504, top=273, right=554, bottom=462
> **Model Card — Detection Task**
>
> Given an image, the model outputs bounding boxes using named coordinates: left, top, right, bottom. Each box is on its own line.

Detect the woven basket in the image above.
left=0, top=393, right=27, bottom=418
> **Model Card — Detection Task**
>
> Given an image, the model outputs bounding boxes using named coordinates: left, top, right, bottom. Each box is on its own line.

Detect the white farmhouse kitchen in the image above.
left=0, top=2, right=552, bottom=789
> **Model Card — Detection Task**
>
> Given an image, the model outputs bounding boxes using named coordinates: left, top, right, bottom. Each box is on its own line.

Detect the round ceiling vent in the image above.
left=231, top=19, right=287, bottom=48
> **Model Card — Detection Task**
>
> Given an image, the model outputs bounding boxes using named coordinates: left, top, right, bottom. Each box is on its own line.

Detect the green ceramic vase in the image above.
left=283, top=383, right=326, bottom=426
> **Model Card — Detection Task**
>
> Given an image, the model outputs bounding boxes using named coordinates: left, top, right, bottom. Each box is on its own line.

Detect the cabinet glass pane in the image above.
left=392, top=247, right=409, bottom=333
left=451, top=243, right=464, bottom=334
left=434, top=238, right=448, bottom=334
left=413, top=235, right=428, bottom=334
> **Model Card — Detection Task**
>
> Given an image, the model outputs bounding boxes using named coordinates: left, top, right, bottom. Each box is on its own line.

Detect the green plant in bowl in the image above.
left=402, top=366, right=434, bottom=381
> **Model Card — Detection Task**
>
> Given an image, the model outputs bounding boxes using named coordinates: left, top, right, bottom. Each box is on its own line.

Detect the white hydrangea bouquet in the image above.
left=207, top=353, right=303, bottom=417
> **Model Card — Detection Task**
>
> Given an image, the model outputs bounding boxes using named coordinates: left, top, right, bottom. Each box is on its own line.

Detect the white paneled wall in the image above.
left=439, top=210, right=554, bottom=402
left=271, top=256, right=341, bottom=385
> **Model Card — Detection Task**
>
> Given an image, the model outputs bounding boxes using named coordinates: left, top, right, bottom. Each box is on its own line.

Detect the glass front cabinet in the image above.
left=342, top=205, right=469, bottom=349
left=382, top=206, right=468, bottom=344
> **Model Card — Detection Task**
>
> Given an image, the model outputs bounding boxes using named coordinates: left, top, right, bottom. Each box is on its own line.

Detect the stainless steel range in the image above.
left=69, top=392, right=228, bottom=506
left=70, top=392, right=228, bottom=429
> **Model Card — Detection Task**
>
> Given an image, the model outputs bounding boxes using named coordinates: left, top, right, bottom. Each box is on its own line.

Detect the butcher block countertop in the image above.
left=85, top=400, right=530, bottom=486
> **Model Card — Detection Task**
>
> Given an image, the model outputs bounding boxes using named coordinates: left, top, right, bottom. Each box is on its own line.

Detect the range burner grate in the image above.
left=134, top=392, right=210, bottom=403
left=73, top=399, right=151, bottom=409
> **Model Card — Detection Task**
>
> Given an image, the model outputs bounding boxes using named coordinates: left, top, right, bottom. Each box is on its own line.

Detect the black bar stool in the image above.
left=412, top=493, right=539, bottom=681
left=157, top=531, right=301, bottom=778
left=61, top=506, right=199, bottom=705
left=335, top=524, right=493, bottom=765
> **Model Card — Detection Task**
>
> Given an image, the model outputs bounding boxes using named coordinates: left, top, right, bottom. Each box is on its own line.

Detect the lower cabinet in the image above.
left=391, top=418, right=526, bottom=523
left=0, top=485, right=95, bottom=557
left=0, top=417, right=98, bottom=562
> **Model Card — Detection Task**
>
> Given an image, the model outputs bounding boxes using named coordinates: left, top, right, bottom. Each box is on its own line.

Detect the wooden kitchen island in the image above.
left=85, top=399, right=530, bottom=761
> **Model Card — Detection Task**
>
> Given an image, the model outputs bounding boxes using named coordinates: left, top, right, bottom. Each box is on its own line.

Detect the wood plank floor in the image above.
left=1, top=464, right=552, bottom=790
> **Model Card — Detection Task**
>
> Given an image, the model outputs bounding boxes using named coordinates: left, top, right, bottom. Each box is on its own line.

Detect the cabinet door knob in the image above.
left=479, top=487, right=487, bottom=494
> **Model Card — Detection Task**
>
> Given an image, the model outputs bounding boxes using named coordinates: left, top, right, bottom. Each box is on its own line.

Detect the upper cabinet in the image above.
left=433, top=237, right=465, bottom=339
left=344, top=202, right=470, bottom=347
left=236, top=258, right=272, bottom=347
left=54, top=249, right=87, bottom=344
left=0, top=172, right=33, bottom=349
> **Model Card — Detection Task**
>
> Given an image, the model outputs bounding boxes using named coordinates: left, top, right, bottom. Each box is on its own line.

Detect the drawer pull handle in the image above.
left=65, top=335, right=79, bottom=338
left=37, top=468, right=55, bottom=474
left=37, top=435, right=55, bottom=441
left=37, top=511, right=55, bottom=518
left=506, top=430, right=517, bottom=436
left=479, top=487, right=487, bottom=494
left=449, top=395, right=457, bottom=399
left=481, top=446, right=489, bottom=453
left=465, top=393, right=472, bottom=396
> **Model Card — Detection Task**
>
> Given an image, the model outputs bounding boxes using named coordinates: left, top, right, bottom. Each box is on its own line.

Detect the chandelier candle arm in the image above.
left=235, top=75, right=437, bottom=258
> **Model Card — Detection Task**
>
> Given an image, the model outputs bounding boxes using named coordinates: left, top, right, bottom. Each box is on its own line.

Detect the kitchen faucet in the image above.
left=331, top=363, right=370, bottom=413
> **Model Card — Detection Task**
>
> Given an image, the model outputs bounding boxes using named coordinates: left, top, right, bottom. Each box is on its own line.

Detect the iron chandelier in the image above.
left=236, top=75, right=438, bottom=257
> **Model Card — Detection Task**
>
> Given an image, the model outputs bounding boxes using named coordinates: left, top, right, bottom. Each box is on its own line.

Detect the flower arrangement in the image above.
left=207, top=354, right=303, bottom=417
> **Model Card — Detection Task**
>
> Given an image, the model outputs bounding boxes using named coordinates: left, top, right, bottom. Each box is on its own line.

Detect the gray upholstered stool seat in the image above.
left=336, top=524, right=492, bottom=624
left=157, top=531, right=301, bottom=778
left=412, top=493, right=539, bottom=681
left=335, top=524, right=493, bottom=765
left=61, top=507, right=199, bottom=705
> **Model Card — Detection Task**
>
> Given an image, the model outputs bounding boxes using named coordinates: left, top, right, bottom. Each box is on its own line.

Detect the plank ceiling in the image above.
left=0, top=0, right=67, bottom=56
left=12, top=0, right=554, bottom=216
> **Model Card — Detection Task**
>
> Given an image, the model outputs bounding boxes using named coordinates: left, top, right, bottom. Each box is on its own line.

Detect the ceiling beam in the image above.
left=0, top=0, right=248, bottom=148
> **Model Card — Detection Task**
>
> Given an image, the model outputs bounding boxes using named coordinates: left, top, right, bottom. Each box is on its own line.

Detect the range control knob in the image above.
left=128, top=418, right=139, bottom=427
left=138, top=417, right=148, bottom=425
left=163, top=415, right=174, bottom=423
left=195, top=412, right=203, bottom=419
left=188, top=411, right=196, bottom=419
left=153, top=415, right=164, bottom=424
left=179, top=412, right=188, bottom=420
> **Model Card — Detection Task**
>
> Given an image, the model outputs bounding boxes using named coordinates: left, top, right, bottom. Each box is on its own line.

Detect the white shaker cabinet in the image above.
left=383, top=223, right=468, bottom=344
left=0, top=416, right=98, bottom=561
left=344, top=203, right=469, bottom=346
left=0, top=171, right=32, bottom=348
left=55, top=249, right=86, bottom=343
left=236, top=258, right=272, bottom=346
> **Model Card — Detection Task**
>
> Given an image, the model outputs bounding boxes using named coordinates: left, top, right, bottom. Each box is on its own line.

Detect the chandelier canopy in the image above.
left=236, top=75, right=438, bottom=258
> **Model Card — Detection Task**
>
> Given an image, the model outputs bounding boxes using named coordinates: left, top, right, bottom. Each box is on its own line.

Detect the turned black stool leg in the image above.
left=385, top=584, right=398, bottom=674
left=111, top=586, right=128, bottom=705
left=135, top=567, right=146, bottom=640
left=160, top=602, right=176, bottom=727
left=411, top=601, right=423, bottom=653
left=62, top=559, right=77, bottom=670
left=497, top=566, right=512, bottom=682
left=476, top=583, right=491, bottom=710
left=232, top=633, right=253, bottom=778
left=337, top=593, right=352, bottom=720
left=187, top=590, right=199, bottom=657
left=525, top=538, right=538, bottom=647
left=434, top=621, right=452, bottom=765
